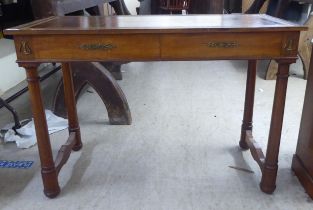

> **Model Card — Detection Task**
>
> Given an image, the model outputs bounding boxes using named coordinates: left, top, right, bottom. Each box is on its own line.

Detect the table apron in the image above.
left=14, top=32, right=300, bottom=63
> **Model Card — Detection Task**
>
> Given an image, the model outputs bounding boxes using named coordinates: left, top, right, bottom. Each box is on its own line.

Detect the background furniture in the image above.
left=53, top=62, right=131, bottom=125
left=148, top=0, right=224, bottom=14
left=189, top=0, right=224, bottom=14
left=292, top=41, right=313, bottom=200
left=30, top=0, right=130, bottom=18
left=243, top=0, right=269, bottom=13
left=159, top=0, right=191, bottom=13
left=0, top=97, right=21, bottom=130
left=224, top=0, right=243, bottom=13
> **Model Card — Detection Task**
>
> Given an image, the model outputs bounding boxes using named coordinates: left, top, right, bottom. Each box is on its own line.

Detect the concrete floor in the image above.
left=0, top=60, right=312, bottom=209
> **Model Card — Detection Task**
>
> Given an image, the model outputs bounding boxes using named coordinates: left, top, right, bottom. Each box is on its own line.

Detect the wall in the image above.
left=0, top=0, right=140, bottom=95
left=0, top=39, right=25, bottom=95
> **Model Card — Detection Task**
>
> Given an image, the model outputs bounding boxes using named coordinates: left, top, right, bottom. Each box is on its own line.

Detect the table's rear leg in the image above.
left=239, top=60, right=257, bottom=149
left=260, top=60, right=292, bottom=193
left=24, top=64, right=60, bottom=198
left=62, top=63, right=83, bottom=151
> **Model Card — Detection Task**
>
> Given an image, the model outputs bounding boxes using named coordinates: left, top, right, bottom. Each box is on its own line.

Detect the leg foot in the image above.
left=72, top=130, right=83, bottom=151
left=44, top=187, right=61, bottom=198
left=72, top=145, right=82, bottom=151
left=260, top=164, right=278, bottom=194
left=239, top=139, right=249, bottom=150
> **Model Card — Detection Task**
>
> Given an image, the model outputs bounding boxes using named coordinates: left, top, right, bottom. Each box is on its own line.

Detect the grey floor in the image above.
left=0, top=60, right=312, bottom=209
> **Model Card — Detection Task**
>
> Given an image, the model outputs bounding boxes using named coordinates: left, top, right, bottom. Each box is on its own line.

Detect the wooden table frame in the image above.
left=4, top=14, right=306, bottom=198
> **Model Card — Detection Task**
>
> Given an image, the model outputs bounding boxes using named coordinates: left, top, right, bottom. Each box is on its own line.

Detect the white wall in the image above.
left=124, top=0, right=140, bottom=15
left=0, top=0, right=140, bottom=95
left=0, top=39, right=25, bottom=95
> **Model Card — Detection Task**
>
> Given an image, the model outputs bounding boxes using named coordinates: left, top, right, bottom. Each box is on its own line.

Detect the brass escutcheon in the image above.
left=80, top=43, right=116, bottom=50
left=206, top=42, right=239, bottom=48
left=285, top=39, right=294, bottom=52
left=20, top=41, right=32, bottom=55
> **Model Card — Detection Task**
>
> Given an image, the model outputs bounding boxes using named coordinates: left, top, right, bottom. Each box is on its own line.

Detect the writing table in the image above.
left=4, top=14, right=306, bottom=198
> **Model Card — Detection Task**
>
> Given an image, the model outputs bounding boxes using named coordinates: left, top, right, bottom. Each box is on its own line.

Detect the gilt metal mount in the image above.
left=284, top=39, right=294, bottom=52
left=20, top=41, right=32, bottom=55
left=80, top=43, right=116, bottom=50
left=207, top=42, right=239, bottom=48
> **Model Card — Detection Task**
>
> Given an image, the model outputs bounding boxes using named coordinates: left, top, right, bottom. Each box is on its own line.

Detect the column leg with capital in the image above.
left=23, top=63, right=60, bottom=198
left=260, top=59, right=293, bottom=194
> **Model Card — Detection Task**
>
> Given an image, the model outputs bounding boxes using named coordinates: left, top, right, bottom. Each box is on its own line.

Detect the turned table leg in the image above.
left=260, top=60, right=292, bottom=193
left=62, top=63, right=83, bottom=151
left=239, top=60, right=257, bottom=149
left=24, top=64, right=60, bottom=198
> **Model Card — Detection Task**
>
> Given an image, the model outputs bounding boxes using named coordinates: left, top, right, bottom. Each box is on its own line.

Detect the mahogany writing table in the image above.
left=4, top=14, right=306, bottom=198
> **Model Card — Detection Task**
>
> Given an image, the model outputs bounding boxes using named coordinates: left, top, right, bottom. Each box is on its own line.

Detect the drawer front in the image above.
left=161, top=32, right=285, bottom=60
left=15, top=34, right=160, bottom=62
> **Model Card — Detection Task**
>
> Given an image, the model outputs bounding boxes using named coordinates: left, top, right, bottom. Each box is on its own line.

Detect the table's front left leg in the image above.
left=260, top=59, right=293, bottom=194
left=23, top=63, right=60, bottom=198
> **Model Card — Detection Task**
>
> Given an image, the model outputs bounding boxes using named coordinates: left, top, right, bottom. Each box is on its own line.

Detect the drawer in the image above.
left=16, top=34, right=160, bottom=62
left=161, top=32, right=284, bottom=60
